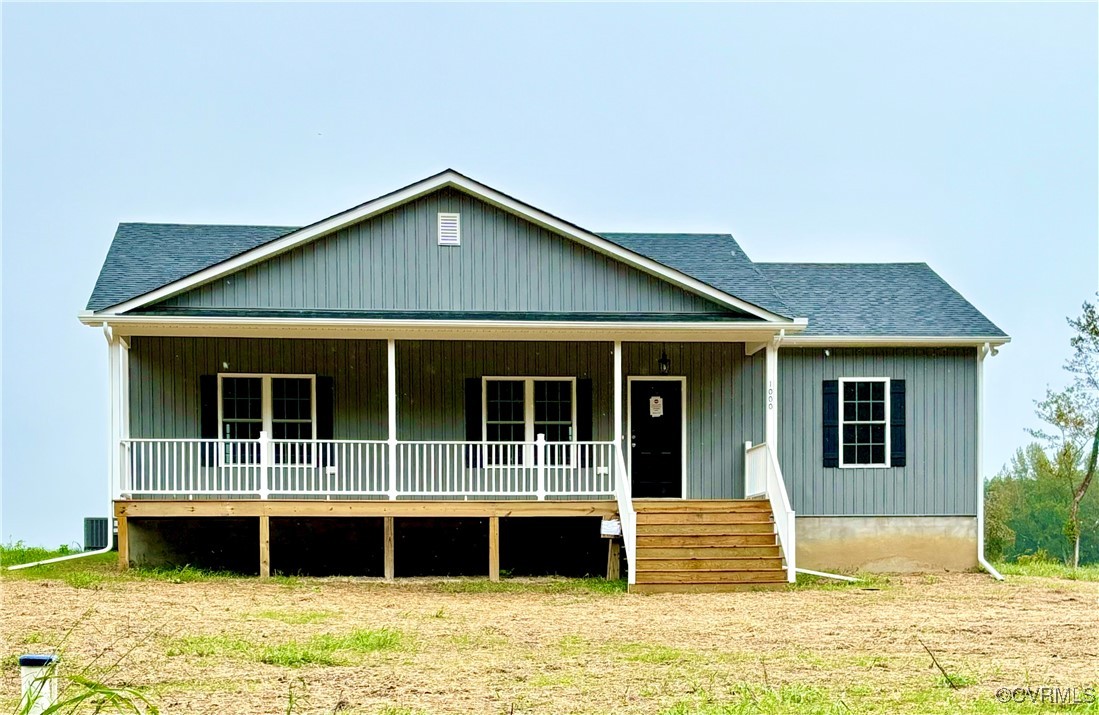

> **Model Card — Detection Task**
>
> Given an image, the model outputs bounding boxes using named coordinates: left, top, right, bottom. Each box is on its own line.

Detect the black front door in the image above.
left=630, top=380, right=683, bottom=498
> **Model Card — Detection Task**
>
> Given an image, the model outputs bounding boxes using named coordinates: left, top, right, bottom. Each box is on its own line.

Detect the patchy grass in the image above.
left=661, top=685, right=846, bottom=715
left=431, top=576, right=626, bottom=594
left=790, top=571, right=892, bottom=590
left=165, top=628, right=406, bottom=668
left=249, top=608, right=337, bottom=625
left=4, top=548, right=1098, bottom=714
left=0, top=541, right=83, bottom=565
left=619, top=643, right=696, bottom=665
left=993, top=560, right=1099, bottom=581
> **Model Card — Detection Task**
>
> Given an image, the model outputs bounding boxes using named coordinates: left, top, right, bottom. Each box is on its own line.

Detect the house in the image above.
left=80, top=169, right=1009, bottom=591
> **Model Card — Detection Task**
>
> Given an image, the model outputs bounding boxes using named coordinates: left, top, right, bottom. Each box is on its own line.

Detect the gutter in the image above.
left=8, top=326, right=117, bottom=571
left=781, top=335, right=1011, bottom=348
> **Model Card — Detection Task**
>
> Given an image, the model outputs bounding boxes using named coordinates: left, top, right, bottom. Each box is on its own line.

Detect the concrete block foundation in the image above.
left=795, top=516, right=978, bottom=573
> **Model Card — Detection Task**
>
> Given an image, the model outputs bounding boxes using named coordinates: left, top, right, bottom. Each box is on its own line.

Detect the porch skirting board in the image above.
left=115, top=499, right=618, bottom=519
left=795, top=516, right=978, bottom=573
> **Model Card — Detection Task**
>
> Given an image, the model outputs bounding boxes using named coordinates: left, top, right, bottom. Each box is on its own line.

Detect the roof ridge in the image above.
left=598, top=232, right=734, bottom=237
left=119, top=221, right=300, bottom=229
left=757, top=261, right=931, bottom=267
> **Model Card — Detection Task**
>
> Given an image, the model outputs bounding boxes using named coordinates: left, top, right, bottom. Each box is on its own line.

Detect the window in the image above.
left=218, top=374, right=316, bottom=464
left=483, top=378, right=575, bottom=442
left=839, top=378, right=889, bottom=467
left=483, top=377, right=575, bottom=465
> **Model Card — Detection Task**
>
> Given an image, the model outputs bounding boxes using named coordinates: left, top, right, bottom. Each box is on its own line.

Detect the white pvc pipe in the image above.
left=795, top=567, right=859, bottom=583
left=9, top=327, right=118, bottom=571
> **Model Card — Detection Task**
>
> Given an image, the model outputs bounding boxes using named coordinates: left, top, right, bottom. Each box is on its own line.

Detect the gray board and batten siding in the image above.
left=128, top=337, right=767, bottom=500
left=128, top=337, right=389, bottom=441
left=777, top=348, right=979, bottom=517
left=150, top=188, right=745, bottom=318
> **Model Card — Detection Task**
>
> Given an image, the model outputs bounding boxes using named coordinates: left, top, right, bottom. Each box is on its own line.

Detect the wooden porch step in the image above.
left=636, top=511, right=773, bottom=525
left=635, top=568, right=788, bottom=584
left=628, top=499, right=786, bottom=594
left=636, top=522, right=775, bottom=535
left=636, top=545, right=780, bottom=559
left=632, top=499, right=771, bottom=513
left=631, top=582, right=787, bottom=593
left=635, top=557, right=783, bottom=570
left=636, top=533, right=777, bottom=547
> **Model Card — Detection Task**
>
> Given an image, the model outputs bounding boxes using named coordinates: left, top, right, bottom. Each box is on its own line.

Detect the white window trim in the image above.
left=481, top=376, right=577, bottom=443
left=837, top=377, right=891, bottom=469
left=217, top=373, right=317, bottom=442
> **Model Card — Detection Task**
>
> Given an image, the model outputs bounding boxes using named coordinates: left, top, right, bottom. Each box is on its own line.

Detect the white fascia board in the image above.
left=96, top=170, right=794, bottom=322
left=779, top=335, right=1011, bottom=348
left=79, top=313, right=805, bottom=343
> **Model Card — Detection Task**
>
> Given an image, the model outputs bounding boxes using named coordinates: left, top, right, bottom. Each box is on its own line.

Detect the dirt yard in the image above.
left=2, top=569, right=1097, bottom=714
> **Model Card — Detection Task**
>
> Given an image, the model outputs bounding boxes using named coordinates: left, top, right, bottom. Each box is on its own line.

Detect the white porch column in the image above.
left=387, top=338, right=398, bottom=499
left=105, top=329, right=120, bottom=500
left=613, top=340, right=623, bottom=447
left=765, top=343, right=778, bottom=451
left=118, top=336, right=131, bottom=499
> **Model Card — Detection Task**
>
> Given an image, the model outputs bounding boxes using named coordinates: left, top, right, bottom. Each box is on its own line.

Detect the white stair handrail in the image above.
left=612, top=442, right=636, bottom=585
left=745, top=441, right=796, bottom=583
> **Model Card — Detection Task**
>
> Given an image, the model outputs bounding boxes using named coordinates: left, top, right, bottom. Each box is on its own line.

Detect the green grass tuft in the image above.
left=0, top=541, right=81, bottom=566
left=620, top=643, right=695, bottom=664
left=433, top=576, right=625, bottom=594
left=250, top=609, right=336, bottom=625
left=993, top=560, right=1099, bottom=581
left=662, top=684, right=847, bottom=715
left=165, top=628, right=404, bottom=668
left=790, top=572, right=891, bottom=590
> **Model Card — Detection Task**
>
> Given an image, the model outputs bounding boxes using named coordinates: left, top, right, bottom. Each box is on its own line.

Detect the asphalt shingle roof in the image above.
left=86, top=223, right=296, bottom=311
left=598, top=233, right=791, bottom=317
left=85, top=223, right=1006, bottom=340
left=755, top=263, right=1007, bottom=338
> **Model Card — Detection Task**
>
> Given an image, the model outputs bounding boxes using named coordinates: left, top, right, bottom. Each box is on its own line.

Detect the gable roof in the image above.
left=755, top=263, right=1007, bottom=338
left=81, top=170, right=1007, bottom=343
left=87, top=170, right=796, bottom=323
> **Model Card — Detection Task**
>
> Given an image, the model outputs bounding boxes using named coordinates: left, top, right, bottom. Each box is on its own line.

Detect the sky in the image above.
left=2, top=3, right=1096, bottom=547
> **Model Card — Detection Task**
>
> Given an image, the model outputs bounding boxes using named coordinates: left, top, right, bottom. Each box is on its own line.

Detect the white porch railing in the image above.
left=120, top=435, right=619, bottom=500
left=744, top=441, right=796, bottom=583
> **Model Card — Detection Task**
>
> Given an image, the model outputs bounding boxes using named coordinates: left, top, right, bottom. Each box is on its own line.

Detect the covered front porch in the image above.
left=103, top=326, right=793, bottom=587
left=114, top=336, right=773, bottom=502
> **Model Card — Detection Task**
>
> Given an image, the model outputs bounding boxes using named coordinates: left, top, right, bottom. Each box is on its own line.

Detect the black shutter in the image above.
left=200, top=375, right=218, bottom=466
left=576, top=379, right=593, bottom=441
left=464, top=378, right=482, bottom=467
left=576, top=378, right=593, bottom=466
left=890, top=379, right=906, bottom=467
left=822, top=380, right=839, bottom=468
left=316, top=376, right=335, bottom=467
left=316, top=377, right=334, bottom=439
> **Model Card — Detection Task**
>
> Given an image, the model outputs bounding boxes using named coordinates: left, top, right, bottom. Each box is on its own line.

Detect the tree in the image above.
left=1031, top=296, right=1099, bottom=568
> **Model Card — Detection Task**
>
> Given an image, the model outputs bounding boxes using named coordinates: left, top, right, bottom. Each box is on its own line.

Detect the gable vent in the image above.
left=438, top=212, right=461, bottom=246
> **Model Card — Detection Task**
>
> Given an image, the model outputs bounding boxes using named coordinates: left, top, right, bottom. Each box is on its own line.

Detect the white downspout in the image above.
left=8, top=325, right=119, bottom=571
left=977, top=343, right=1004, bottom=580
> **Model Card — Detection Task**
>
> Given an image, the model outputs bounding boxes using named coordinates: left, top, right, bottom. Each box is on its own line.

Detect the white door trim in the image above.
left=626, top=375, right=688, bottom=499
